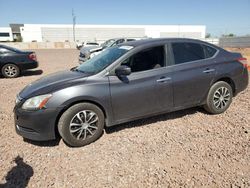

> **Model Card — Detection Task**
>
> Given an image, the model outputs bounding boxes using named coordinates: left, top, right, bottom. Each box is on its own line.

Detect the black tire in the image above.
left=58, top=103, right=105, bottom=147
left=204, top=81, right=233, bottom=114
left=1, top=64, right=20, bottom=78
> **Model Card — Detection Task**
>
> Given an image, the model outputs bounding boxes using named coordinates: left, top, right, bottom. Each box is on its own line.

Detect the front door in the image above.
left=108, top=45, right=173, bottom=123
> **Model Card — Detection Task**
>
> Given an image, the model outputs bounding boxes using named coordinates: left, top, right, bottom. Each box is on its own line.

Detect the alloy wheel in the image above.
left=213, top=87, right=231, bottom=110
left=4, top=65, right=18, bottom=77
left=69, top=110, right=99, bottom=140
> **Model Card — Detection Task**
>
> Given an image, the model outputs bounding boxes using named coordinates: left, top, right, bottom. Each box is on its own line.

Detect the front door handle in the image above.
left=157, top=77, right=172, bottom=83
left=203, top=68, right=215, bottom=73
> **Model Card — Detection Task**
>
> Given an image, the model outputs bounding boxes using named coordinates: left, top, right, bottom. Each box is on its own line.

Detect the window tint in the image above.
left=127, top=39, right=136, bottom=42
left=121, top=46, right=165, bottom=73
left=86, top=42, right=98, bottom=45
left=0, top=33, right=10, bottom=37
left=172, top=42, right=205, bottom=64
left=115, top=39, right=125, bottom=45
left=203, top=45, right=217, bottom=58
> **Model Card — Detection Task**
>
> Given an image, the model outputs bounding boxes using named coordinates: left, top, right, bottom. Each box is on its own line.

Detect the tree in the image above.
left=222, top=33, right=236, bottom=37
left=205, top=33, right=211, bottom=38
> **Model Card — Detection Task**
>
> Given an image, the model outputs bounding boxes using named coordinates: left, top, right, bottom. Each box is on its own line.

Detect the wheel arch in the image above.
left=1, top=62, right=18, bottom=69
left=54, top=99, right=108, bottom=137
left=213, top=77, right=236, bottom=95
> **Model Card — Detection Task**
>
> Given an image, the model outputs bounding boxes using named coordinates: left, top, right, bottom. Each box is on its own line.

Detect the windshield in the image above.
left=101, top=39, right=116, bottom=48
left=75, top=46, right=131, bottom=74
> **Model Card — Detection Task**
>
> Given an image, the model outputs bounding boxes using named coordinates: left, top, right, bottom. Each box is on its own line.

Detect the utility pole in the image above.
left=72, top=9, right=76, bottom=42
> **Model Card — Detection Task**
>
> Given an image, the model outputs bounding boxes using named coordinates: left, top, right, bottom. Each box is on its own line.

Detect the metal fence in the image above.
left=219, top=36, right=250, bottom=48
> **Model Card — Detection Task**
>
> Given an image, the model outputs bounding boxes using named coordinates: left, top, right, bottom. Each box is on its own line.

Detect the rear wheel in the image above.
left=58, top=103, right=105, bottom=147
left=1, top=64, right=20, bottom=78
left=204, top=81, right=233, bottom=114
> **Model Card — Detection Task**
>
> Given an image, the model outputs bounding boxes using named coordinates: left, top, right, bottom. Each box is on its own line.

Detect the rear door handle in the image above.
left=156, top=77, right=172, bottom=83
left=203, top=69, right=215, bottom=73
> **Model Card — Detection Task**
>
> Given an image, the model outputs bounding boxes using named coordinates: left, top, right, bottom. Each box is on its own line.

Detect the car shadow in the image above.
left=22, top=107, right=207, bottom=147
left=0, top=156, right=33, bottom=188
left=23, top=137, right=60, bottom=147
left=21, top=69, right=43, bottom=77
left=106, top=107, right=206, bottom=134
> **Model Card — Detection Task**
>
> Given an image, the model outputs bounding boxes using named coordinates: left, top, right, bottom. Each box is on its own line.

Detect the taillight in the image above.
left=28, top=53, right=37, bottom=61
left=237, top=57, right=249, bottom=70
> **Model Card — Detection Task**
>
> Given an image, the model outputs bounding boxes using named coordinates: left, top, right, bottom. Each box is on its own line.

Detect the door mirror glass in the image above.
left=115, top=65, right=131, bottom=76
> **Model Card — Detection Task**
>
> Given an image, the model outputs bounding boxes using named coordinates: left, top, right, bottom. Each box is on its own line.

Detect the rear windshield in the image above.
left=0, top=45, right=22, bottom=53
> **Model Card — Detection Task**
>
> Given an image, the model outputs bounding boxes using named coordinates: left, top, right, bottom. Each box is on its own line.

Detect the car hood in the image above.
left=19, top=70, right=89, bottom=99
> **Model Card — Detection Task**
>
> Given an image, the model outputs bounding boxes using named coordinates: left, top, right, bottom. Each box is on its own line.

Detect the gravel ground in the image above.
left=0, top=49, right=249, bottom=188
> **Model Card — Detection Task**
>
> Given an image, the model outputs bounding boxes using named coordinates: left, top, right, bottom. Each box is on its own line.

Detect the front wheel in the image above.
left=58, top=103, right=105, bottom=147
left=204, top=81, right=233, bottom=114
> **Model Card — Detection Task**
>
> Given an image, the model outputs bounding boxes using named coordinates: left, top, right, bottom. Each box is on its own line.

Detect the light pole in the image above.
left=72, top=9, right=76, bottom=42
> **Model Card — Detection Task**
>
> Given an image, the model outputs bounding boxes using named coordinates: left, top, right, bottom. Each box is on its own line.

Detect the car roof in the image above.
left=0, top=44, right=8, bottom=48
left=119, top=38, right=219, bottom=48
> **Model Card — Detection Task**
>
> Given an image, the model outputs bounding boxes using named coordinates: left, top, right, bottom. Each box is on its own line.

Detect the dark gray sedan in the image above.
left=14, top=38, right=249, bottom=147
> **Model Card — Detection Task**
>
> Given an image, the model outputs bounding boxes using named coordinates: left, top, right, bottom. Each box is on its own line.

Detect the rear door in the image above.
left=108, top=45, right=173, bottom=123
left=170, top=42, right=218, bottom=108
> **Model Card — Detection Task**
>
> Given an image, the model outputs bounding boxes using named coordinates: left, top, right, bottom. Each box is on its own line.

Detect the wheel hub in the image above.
left=81, top=123, right=89, bottom=129
left=69, top=110, right=99, bottom=140
left=213, top=86, right=230, bottom=110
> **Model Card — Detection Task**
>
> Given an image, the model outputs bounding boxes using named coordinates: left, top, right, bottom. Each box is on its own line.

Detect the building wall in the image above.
left=20, top=24, right=206, bottom=42
left=0, top=27, right=13, bottom=41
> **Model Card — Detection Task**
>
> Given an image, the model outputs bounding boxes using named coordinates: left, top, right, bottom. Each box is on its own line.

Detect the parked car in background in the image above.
left=76, top=42, right=99, bottom=50
left=0, top=45, right=38, bottom=78
left=79, top=38, right=145, bottom=63
left=14, top=38, right=248, bottom=147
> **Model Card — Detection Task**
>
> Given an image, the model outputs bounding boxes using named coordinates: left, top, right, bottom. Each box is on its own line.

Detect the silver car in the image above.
left=79, top=38, right=138, bottom=63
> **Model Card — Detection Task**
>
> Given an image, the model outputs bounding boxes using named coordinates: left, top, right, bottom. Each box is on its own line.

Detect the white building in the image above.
left=19, top=24, right=206, bottom=42
left=0, top=27, right=13, bottom=41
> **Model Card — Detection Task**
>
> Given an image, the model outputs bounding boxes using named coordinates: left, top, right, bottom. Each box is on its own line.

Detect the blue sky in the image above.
left=0, top=0, right=250, bottom=36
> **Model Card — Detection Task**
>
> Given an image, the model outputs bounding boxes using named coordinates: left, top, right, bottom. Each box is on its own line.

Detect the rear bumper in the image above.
left=18, top=61, right=39, bottom=70
left=14, top=107, right=63, bottom=141
left=235, top=67, right=249, bottom=95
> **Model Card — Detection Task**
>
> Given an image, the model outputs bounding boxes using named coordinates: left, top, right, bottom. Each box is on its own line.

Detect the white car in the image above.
left=76, top=42, right=99, bottom=50
left=79, top=38, right=147, bottom=63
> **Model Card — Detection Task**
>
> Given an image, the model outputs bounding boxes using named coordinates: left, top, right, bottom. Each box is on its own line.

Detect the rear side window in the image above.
left=203, top=45, right=217, bottom=58
left=172, top=42, right=205, bottom=64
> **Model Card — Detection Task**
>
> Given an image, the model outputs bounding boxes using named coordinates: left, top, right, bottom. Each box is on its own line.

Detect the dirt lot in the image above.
left=0, top=49, right=249, bottom=188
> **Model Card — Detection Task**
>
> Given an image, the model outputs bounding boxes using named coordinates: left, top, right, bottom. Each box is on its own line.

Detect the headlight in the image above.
left=22, top=94, right=52, bottom=110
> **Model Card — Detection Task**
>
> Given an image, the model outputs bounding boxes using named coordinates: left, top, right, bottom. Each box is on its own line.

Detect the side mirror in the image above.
left=115, top=65, right=131, bottom=76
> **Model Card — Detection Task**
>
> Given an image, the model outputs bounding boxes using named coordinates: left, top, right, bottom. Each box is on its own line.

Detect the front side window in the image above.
left=172, top=42, right=205, bottom=64
left=76, top=46, right=132, bottom=74
left=121, top=46, right=165, bottom=73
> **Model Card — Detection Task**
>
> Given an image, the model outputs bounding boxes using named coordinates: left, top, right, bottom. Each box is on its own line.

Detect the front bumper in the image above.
left=14, top=107, right=63, bottom=141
